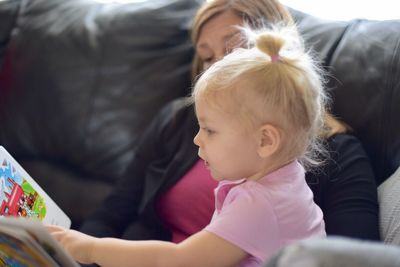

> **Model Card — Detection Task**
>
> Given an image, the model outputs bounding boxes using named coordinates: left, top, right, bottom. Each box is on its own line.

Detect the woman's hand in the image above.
left=47, top=225, right=98, bottom=264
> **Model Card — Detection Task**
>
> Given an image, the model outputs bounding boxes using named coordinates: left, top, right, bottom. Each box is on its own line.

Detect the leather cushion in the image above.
left=0, top=0, right=199, bottom=183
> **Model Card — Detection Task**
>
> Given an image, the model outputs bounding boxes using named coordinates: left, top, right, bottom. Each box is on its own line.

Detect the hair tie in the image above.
left=271, top=54, right=280, bottom=63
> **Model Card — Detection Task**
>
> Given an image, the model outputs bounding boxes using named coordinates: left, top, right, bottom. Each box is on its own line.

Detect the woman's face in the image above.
left=196, top=10, right=244, bottom=70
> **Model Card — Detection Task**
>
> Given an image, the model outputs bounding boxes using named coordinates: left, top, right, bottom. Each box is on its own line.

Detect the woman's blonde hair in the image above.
left=191, top=0, right=349, bottom=137
left=192, top=26, right=328, bottom=169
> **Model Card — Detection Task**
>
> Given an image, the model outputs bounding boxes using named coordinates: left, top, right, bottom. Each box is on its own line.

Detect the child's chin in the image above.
left=210, top=172, right=225, bottom=181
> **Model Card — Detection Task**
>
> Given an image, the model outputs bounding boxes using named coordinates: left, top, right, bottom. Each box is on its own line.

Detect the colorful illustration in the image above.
left=0, top=159, right=47, bottom=220
left=0, top=231, right=54, bottom=267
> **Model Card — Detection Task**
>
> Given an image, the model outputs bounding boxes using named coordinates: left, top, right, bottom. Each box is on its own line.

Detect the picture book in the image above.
left=0, top=146, right=71, bottom=228
left=0, top=216, right=79, bottom=267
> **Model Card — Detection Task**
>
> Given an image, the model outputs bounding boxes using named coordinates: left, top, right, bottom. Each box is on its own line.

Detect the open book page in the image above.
left=0, top=146, right=71, bottom=228
left=0, top=217, right=79, bottom=267
left=0, top=223, right=59, bottom=266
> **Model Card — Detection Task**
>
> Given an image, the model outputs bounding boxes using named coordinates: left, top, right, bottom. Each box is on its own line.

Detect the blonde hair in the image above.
left=191, top=0, right=349, bottom=137
left=192, top=26, right=328, bottom=169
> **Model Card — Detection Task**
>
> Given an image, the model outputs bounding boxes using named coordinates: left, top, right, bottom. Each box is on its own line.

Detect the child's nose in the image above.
left=193, top=131, right=201, bottom=147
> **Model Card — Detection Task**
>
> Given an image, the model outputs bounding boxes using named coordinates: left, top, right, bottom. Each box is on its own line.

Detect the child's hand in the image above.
left=47, top=225, right=98, bottom=264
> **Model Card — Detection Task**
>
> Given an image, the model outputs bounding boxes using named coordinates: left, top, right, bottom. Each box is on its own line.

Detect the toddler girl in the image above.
left=48, top=26, right=326, bottom=267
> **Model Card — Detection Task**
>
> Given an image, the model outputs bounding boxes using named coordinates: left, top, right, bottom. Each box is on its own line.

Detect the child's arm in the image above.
left=48, top=225, right=248, bottom=267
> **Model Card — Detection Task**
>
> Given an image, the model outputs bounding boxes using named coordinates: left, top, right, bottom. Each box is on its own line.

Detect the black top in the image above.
left=80, top=98, right=380, bottom=241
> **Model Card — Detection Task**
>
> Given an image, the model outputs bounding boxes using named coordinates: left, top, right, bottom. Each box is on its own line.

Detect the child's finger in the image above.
left=46, top=224, right=66, bottom=233
left=51, top=231, right=66, bottom=242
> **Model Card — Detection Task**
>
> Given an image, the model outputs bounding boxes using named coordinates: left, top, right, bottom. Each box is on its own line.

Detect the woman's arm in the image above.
left=307, top=134, right=380, bottom=240
left=49, top=225, right=247, bottom=267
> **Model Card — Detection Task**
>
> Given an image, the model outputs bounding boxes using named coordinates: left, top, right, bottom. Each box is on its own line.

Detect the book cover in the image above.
left=0, top=146, right=71, bottom=228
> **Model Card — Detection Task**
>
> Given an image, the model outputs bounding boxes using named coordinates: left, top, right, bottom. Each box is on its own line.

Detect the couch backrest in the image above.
left=0, top=0, right=200, bottom=183
left=0, top=1, right=399, bottom=186
left=291, top=9, right=400, bottom=185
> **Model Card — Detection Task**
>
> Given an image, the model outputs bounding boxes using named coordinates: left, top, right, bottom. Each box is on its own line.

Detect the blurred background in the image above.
left=280, top=0, right=399, bottom=20
left=90, top=0, right=399, bottom=20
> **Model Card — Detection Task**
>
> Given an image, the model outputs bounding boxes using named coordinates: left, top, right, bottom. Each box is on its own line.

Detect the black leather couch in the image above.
left=0, top=0, right=399, bottom=230
left=0, top=0, right=199, bottom=227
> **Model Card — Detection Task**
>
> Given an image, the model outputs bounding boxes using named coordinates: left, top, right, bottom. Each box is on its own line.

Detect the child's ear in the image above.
left=257, top=124, right=281, bottom=158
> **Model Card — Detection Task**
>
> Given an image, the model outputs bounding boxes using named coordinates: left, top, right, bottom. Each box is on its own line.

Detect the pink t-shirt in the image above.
left=157, top=160, right=217, bottom=243
left=205, top=161, right=326, bottom=267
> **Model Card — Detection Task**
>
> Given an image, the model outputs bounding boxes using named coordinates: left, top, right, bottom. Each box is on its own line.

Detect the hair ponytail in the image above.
left=256, top=32, right=284, bottom=63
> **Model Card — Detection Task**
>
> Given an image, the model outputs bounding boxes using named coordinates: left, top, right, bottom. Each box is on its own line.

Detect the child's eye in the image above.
left=202, top=127, right=215, bottom=135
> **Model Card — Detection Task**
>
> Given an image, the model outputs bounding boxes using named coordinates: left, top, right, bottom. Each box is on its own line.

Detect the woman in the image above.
left=80, top=0, right=379, bottom=243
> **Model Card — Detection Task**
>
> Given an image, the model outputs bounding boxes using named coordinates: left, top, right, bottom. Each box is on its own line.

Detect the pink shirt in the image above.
left=205, top=161, right=326, bottom=267
left=157, top=160, right=217, bottom=243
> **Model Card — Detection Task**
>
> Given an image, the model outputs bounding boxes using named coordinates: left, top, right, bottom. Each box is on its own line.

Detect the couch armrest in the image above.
left=265, top=237, right=400, bottom=267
